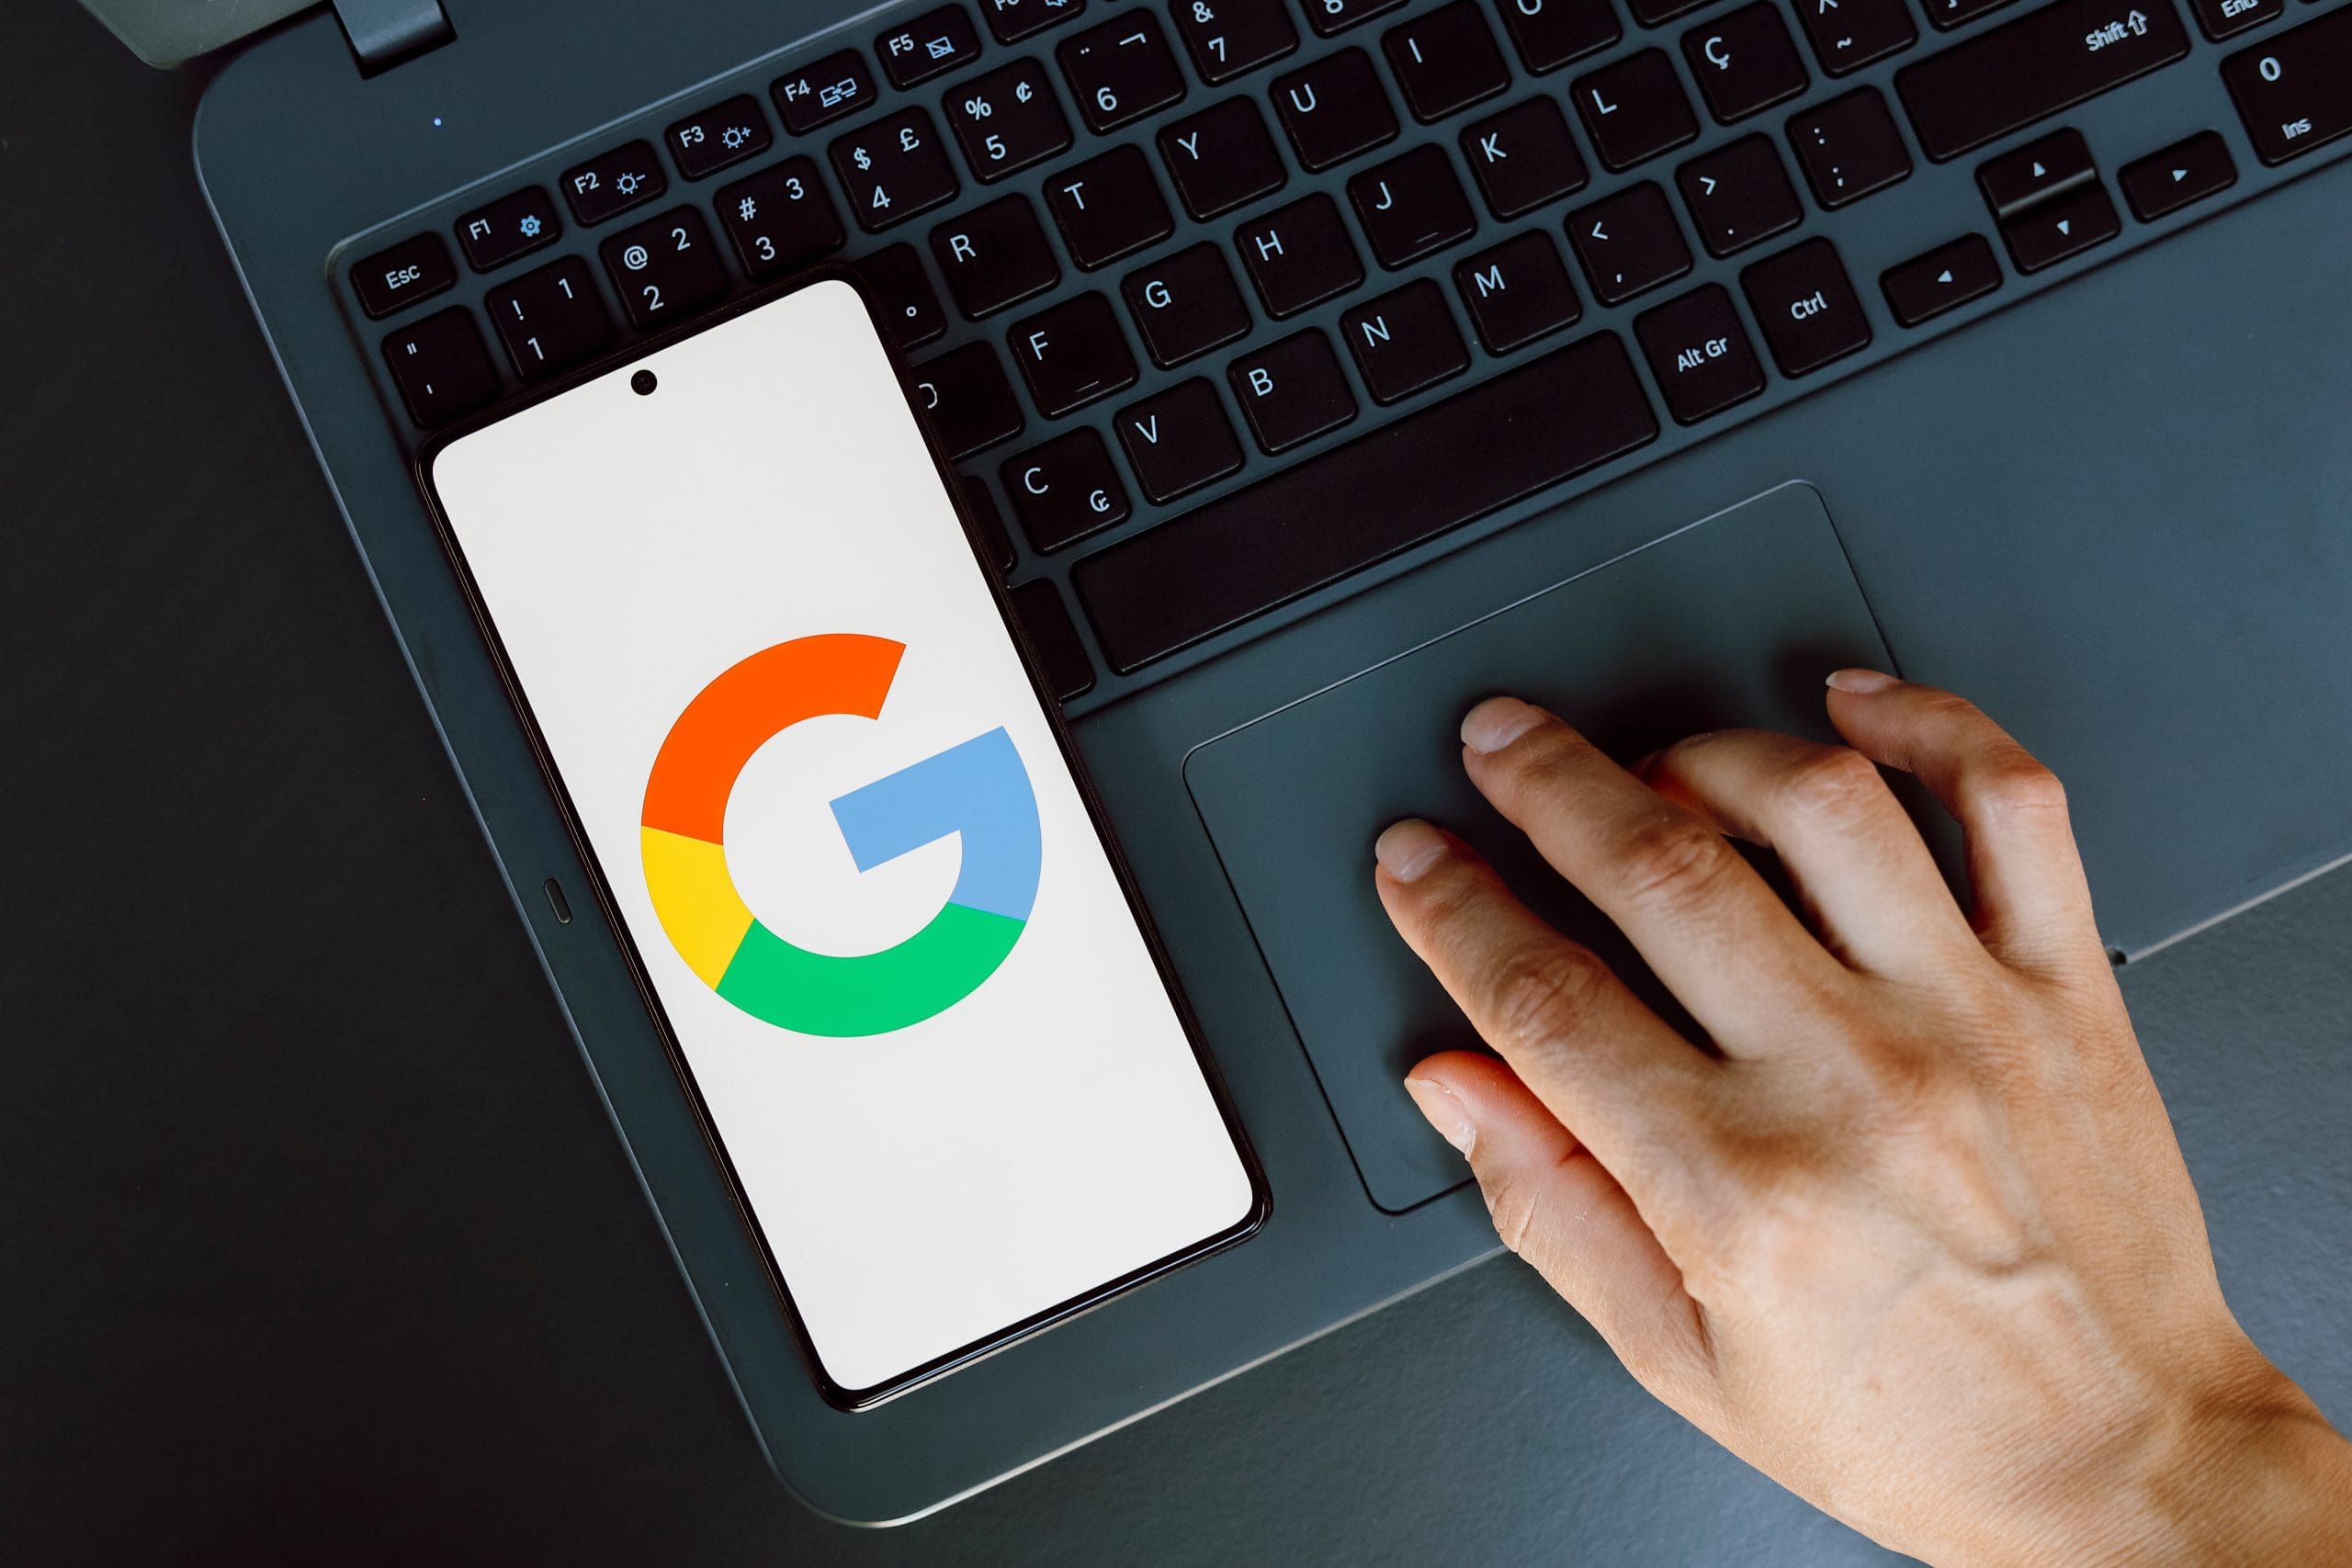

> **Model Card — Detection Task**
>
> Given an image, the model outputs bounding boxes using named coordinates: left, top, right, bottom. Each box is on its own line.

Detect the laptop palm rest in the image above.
left=1184, top=483, right=1894, bottom=1213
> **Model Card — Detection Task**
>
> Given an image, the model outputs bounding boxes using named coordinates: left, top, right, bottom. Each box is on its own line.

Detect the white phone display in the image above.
left=426, top=278, right=1261, bottom=1404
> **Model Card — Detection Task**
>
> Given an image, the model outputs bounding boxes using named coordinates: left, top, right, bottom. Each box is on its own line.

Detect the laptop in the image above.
left=120, top=0, right=2352, bottom=1522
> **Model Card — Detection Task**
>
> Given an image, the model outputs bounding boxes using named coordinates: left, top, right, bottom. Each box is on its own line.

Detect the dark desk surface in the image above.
left=5, top=3, right=2347, bottom=1561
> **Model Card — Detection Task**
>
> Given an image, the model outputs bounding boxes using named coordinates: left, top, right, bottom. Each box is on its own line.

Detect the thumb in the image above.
left=1407, top=1051, right=1713, bottom=1403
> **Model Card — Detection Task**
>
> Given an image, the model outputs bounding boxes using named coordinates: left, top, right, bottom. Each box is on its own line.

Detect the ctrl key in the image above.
left=381, top=308, right=499, bottom=428
left=1634, top=285, right=1763, bottom=424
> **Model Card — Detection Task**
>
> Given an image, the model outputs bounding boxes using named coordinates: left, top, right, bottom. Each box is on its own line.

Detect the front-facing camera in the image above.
left=631, top=369, right=658, bottom=396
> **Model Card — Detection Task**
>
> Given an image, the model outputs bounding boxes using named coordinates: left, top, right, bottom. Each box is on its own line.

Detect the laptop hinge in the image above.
left=334, top=0, right=455, bottom=75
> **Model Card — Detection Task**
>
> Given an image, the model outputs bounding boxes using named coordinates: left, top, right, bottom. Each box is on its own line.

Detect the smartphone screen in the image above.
left=424, top=277, right=1262, bottom=1405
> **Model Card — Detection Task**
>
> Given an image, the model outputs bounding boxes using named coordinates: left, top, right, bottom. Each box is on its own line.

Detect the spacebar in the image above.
left=1071, top=332, right=1658, bottom=672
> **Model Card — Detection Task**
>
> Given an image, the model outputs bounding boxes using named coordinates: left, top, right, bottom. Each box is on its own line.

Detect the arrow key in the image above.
left=2119, top=130, right=2237, bottom=221
left=1880, top=232, right=2001, bottom=325
left=1996, top=179, right=2120, bottom=272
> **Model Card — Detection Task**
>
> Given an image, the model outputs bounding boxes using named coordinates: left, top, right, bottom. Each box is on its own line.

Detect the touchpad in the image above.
left=1184, top=484, right=1894, bottom=1213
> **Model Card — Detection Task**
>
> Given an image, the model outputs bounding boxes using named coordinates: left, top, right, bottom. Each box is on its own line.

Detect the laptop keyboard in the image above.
left=350, top=0, right=2352, bottom=700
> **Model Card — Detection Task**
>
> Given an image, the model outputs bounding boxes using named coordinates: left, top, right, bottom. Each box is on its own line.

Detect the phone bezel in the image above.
left=411, top=265, right=1270, bottom=1412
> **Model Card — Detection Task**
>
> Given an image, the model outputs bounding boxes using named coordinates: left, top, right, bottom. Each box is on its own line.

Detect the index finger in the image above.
left=1458, top=697, right=1855, bottom=1055
left=1373, top=818, right=1724, bottom=1222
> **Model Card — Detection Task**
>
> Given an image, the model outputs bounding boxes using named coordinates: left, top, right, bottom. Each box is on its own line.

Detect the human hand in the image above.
left=1373, top=671, right=2352, bottom=1566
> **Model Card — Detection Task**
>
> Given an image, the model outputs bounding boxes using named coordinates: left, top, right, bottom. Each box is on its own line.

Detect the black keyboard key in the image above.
left=1895, top=0, right=2190, bottom=162
left=667, top=94, right=772, bottom=179
left=1010, top=580, right=1097, bottom=698
left=947, top=59, right=1074, bottom=181
left=1341, top=278, right=1472, bottom=402
left=600, top=209, right=731, bottom=330
left=1683, top=6, right=1809, bottom=123
left=1229, top=330, right=1358, bottom=450
left=1385, top=2, right=1513, bottom=121
left=381, top=308, right=499, bottom=427
left=1573, top=50, right=1700, bottom=169
left=1173, top=0, right=1300, bottom=82
left=961, top=474, right=1017, bottom=572
left=1453, top=230, right=1582, bottom=351
left=880, top=6, right=983, bottom=86
left=1634, top=284, right=1765, bottom=423
left=351, top=232, right=455, bottom=318
left=716, top=158, right=846, bottom=276
left=1011, top=292, right=1139, bottom=413
left=1789, top=88, right=1912, bottom=206
left=1627, top=0, right=1712, bottom=28
left=1010, top=579, right=1096, bottom=700
left=454, top=187, right=560, bottom=273
left=1792, top=0, right=1916, bottom=73
left=1074, top=331, right=1656, bottom=669
left=1976, top=128, right=2097, bottom=219
left=1676, top=133, right=1801, bottom=255
left=2188, top=0, right=2277, bottom=41
left=1302, top=0, right=1408, bottom=36
left=485, top=256, right=614, bottom=379
left=561, top=141, right=666, bottom=226
left=831, top=108, right=962, bottom=231
left=1880, top=233, right=2001, bottom=324
left=1237, top=194, right=1366, bottom=315
left=1495, top=0, right=1621, bottom=72
left=1159, top=98, right=1290, bottom=217
left=986, top=0, right=1088, bottom=43
left=1464, top=97, right=1591, bottom=217
left=1061, top=13, right=1188, bottom=130
left=1739, top=236, right=1869, bottom=376
left=933, top=196, right=1061, bottom=319
left=914, top=340, right=1026, bottom=456
left=1272, top=49, right=1400, bottom=170
left=774, top=51, right=879, bottom=134
left=1567, top=180, right=1692, bottom=302
left=1003, top=427, right=1132, bottom=550
left=855, top=243, right=948, bottom=349
left=1996, top=180, right=2120, bottom=271
left=1116, top=378, right=1247, bottom=500
left=1047, top=146, right=1176, bottom=268
left=2119, top=131, right=2236, bottom=220
left=1348, top=145, right=1478, bottom=267
left=1123, top=243, right=1254, bottom=364
left=1923, top=0, right=2013, bottom=29
left=2222, top=10, right=2352, bottom=165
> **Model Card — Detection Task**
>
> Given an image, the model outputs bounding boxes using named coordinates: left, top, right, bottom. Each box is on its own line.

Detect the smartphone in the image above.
left=422, top=275, right=1266, bottom=1409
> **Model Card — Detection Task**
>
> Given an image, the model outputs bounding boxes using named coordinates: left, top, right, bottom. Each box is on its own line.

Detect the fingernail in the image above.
left=1461, top=695, right=1547, bottom=754
left=1404, top=1077, right=1476, bottom=1156
left=1374, top=818, right=1450, bottom=882
left=1826, top=667, right=1898, bottom=694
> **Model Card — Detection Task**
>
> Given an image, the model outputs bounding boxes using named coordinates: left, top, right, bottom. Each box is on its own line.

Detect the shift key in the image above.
left=1896, top=0, right=2189, bottom=162
left=2222, top=7, right=2352, bottom=165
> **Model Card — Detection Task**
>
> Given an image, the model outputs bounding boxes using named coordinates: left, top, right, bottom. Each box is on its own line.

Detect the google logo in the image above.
left=639, top=633, right=1040, bottom=1036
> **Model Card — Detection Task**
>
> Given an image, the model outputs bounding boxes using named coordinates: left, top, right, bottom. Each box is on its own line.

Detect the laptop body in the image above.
left=181, top=0, right=2352, bottom=1523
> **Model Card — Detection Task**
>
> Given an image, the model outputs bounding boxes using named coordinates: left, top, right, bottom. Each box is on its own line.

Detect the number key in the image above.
left=715, top=158, right=845, bottom=276
left=946, top=59, right=1075, bottom=180
left=599, top=208, right=730, bottom=329
left=1060, top=13, right=1189, bottom=130
left=485, top=255, right=615, bottom=378
left=1170, top=0, right=1299, bottom=84
left=831, top=107, right=963, bottom=231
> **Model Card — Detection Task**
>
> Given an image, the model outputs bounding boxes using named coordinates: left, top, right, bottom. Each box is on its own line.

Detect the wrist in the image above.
left=2025, top=1348, right=2352, bottom=1568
